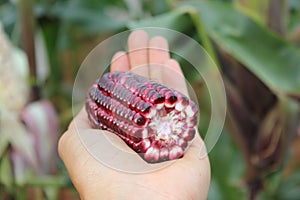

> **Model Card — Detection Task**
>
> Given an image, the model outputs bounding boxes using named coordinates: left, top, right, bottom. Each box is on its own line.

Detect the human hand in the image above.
left=58, top=30, right=210, bottom=200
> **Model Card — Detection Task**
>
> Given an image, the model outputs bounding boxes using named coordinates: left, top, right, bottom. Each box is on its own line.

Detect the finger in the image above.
left=149, top=36, right=170, bottom=63
left=110, top=51, right=130, bottom=72
left=163, top=59, right=188, bottom=95
left=128, top=30, right=149, bottom=77
left=148, top=36, right=170, bottom=83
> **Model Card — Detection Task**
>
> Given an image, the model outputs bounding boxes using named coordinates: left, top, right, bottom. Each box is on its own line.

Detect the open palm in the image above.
left=59, top=30, right=210, bottom=200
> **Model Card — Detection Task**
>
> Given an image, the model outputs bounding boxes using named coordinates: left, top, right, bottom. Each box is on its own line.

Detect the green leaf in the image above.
left=0, top=132, right=9, bottom=158
left=128, top=8, right=217, bottom=82
left=128, top=7, right=192, bottom=34
left=185, top=1, right=300, bottom=97
left=0, top=154, right=13, bottom=192
left=128, top=6, right=218, bottom=63
left=0, top=2, right=17, bottom=37
left=275, top=170, right=300, bottom=200
left=208, top=132, right=247, bottom=200
left=51, top=2, right=125, bottom=35
left=234, top=0, right=270, bottom=26
left=289, top=0, right=300, bottom=31
left=128, top=1, right=300, bottom=97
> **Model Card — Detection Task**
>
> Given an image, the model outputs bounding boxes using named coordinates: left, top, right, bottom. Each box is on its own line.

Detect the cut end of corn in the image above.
left=86, top=71, right=198, bottom=163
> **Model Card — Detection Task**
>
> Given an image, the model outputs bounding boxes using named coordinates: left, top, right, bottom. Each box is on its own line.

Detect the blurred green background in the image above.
left=0, top=0, right=300, bottom=199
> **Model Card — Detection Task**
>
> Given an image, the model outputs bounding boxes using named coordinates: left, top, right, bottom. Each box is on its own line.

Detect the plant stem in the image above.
left=183, top=6, right=220, bottom=69
left=18, top=0, right=40, bottom=101
left=267, top=0, right=287, bottom=35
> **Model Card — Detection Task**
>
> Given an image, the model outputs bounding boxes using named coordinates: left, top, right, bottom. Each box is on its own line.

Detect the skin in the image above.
left=58, top=30, right=211, bottom=200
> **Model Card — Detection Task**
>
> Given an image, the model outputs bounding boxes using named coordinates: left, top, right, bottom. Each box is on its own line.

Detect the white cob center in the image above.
left=149, top=110, right=184, bottom=142
left=156, top=119, right=172, bottom=140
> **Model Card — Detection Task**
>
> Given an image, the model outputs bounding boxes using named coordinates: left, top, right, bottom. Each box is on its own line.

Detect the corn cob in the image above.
left=86, top=71, right=198, bottom=163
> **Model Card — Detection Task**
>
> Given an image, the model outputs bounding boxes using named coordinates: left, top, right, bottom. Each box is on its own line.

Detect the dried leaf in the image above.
left=20, top=100, right=59, bottom=174
left=1, top=108, right=37, bottom=169
left=0, top=23, right=29, bottom=112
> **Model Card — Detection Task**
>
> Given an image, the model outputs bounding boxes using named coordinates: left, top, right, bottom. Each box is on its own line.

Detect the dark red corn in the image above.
left=86, top=71, right=198, bottom=163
